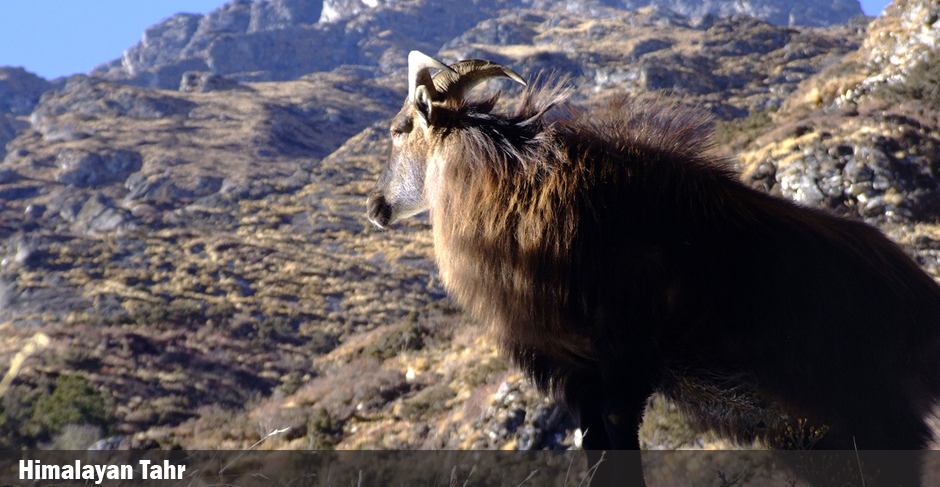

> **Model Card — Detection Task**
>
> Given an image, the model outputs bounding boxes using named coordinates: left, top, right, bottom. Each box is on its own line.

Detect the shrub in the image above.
left=109, top=299, right=206, bottom=331
left=0, top=383, right=43, bottom=447
left=874, top=54, right=940, bottom=107
left=31, top=374, right=111, bottom=436
left=360, top=317, right=430, bottom=360
left=308, top=407, right=342, bottom=449
left=0, top=374, right=112, bottom=447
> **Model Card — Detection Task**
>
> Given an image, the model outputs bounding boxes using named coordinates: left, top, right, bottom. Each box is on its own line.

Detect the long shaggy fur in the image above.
left=424, top=82, right=940, bottom=452
left=370, top=74, right=940, bottom=485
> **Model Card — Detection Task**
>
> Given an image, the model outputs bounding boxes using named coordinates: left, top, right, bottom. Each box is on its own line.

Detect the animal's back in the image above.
left=542, top=98, right=940, bottom=449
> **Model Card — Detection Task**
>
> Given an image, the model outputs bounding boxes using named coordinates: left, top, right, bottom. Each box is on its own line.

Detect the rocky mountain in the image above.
left=593, top=0, right=862, bottom=27
left=87, top=0, right=863, bottom=90
left=0, top=0, right=938, bottom=471
left=0, top=68, right=52, bottom=161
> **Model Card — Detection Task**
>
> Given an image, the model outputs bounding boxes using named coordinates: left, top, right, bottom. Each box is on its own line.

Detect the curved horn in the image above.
left=432, top=59, right=526, bottom=101
left=408, top=51, right=456, bottom=102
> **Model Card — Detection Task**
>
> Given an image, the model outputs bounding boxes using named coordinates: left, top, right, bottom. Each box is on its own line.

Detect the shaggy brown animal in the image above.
left=367, top=52, right=940, bottom=486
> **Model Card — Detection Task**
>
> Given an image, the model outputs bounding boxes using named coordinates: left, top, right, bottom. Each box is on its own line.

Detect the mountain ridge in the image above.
left=85, top=0, right=864, bottom=90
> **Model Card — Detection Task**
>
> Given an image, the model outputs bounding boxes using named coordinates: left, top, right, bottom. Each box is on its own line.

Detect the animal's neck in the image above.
left=428, top=149, right=595, bottom=364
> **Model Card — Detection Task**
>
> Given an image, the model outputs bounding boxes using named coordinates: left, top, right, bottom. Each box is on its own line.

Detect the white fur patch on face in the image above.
left=378, top=146, right=431, bottom=225
left=391, top=201, right=429, bottom=222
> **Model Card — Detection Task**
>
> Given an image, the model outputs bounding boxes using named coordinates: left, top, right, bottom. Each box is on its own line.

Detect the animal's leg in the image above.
left=568, top=373, right=612, bottom=484
left=567, top=373, right=633, bottom=487
left=579, top=405, right=615, bottom=487
left=580, top=404, right=647, bottom=487
left=590, top=367, right=653, bottom=487
left=576, top=387, right=612, bottom=450
left=601, top=389, right=648, bottom=486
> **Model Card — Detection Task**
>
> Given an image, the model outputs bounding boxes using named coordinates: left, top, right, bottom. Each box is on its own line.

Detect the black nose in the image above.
left=366, top=193, right=393, bottom=228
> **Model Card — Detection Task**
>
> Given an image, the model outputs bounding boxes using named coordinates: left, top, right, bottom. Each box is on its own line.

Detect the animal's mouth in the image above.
left=366, top=194, right=393, bottom=229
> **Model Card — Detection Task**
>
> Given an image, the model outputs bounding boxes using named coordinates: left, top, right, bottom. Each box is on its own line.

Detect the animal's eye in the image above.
left=390, top=118, right=413, bottom=139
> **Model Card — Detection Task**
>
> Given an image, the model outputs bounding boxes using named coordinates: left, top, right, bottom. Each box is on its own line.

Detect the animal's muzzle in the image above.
left=366, top=193, right=393, bottom=229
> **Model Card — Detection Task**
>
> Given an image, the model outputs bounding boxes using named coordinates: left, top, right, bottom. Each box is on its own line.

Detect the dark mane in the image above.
left=435, top=79, right=571, bottom=176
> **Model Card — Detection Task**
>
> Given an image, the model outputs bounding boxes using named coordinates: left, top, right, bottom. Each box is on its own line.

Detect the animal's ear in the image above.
left=414, top=84, right=435, bottom=126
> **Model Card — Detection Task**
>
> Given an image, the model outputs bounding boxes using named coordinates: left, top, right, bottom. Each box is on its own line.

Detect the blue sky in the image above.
left=0, top=0, right=894, bottom=81
left=0, top=1, right=228, bottom=80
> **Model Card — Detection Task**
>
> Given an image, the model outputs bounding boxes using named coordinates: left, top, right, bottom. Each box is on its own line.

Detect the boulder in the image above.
left=74, top=193, right=136, bottom=234
left=123, top=171, right=223, bottom=205
left=55, top=149, right=142, bottom=188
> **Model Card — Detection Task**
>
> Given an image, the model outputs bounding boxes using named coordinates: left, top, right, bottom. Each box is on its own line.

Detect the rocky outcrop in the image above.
left=73, top=193, right=137, bottom=234
left=601, top=0, right=862, bottom=27
left=54, top=149, right=142, bottom=188
left=0, top=68, right=51, bottom=160
left=93, top=0, right=322, bottom=88
left=251, top=0, right=325, bottom=30
left=0, top=68, right=51, bottom=117
left=320, top=0, right=389, bottom=22
left=443, top=7, right=864, bottom=118
left=740, top=0, right=940, bottom=223
left=25, top=76, right=197, bottom=144
left=90, top=0, right=866, bottom=90
left=32, top=76, right=196, bottom=122
left=0, top=115, right=18, bottom=158
left=179, top=71, right=252, bottom=92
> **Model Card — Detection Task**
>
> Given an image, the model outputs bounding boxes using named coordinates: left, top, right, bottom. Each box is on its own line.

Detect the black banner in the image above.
left=0, top=450, right=936, bottom=486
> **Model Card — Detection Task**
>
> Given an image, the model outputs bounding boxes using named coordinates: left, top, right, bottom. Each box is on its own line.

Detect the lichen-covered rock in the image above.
left=863, top=0, right=938, bottom=72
